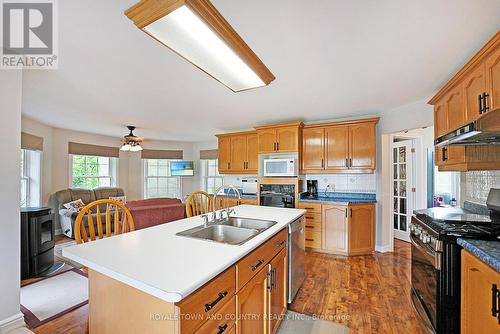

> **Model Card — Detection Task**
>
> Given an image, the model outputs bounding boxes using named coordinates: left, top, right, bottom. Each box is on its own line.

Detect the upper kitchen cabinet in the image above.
left=255, top=122, right=303, bottom=153
left=485, top=45, right=500, bottom=112
left=429, top=31, right=500, bottom=172
left=216, top=131, right=258, bottom=174
left=302, top=118, right=378, bottom=174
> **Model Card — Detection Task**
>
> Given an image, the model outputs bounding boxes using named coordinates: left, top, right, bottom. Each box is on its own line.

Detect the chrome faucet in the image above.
left=211, top=185, right=241, bottom=223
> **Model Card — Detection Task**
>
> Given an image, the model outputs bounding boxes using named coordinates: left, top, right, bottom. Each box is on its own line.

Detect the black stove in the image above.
left=410, top=188, right=500, bottom=334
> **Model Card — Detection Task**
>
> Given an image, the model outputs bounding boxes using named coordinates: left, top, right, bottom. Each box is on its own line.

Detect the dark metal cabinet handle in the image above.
left=267, top=271, right=272, bottom=291
left=442, top=147, right=448, bottom=162
left=321, top=159, right=324, bottom=168
left=204, top=291, right=228, bottom=312
left=479, top=94, right=484, bottom=114
left=350, top=208, right=353, bottom=218
left=305, top=238, right=314, bottom=242
left=345, top=208, right=348, bottom=217
left=217, top=324, right=228, bottom=334
left=492, top=284, right=500, bottom=323
left=251, top=259, right=265, bottom=271
left=277, top=240, right=286, bottom=248
left=276, top=142, right=279, bottom=151
left=345, top=158, right=349, bottom=167
left=484, top=92, right=490, bottom=112
left=350, top=158, right=352, bottom=167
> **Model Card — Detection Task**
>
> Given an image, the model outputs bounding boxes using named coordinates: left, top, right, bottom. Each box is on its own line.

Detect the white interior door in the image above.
left=392, top=140, right=415, bottom=242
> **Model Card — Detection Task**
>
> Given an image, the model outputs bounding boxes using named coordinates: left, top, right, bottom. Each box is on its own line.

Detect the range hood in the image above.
left=435, top=108, right=500, bottom=147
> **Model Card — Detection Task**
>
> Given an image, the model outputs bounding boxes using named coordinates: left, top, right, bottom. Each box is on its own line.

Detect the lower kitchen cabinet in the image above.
left=300, top=201, right=375, bottom=256
left=237, top=265, right=270, bottom=334
left=461, top=250, right=500, bottom=334
left=269, top=248, right=287, bottom=334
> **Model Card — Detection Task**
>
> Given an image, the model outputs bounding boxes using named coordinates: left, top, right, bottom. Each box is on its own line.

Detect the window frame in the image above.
left=69, top=154, right=118, bottom=189
left=20, top=149, right=41, bottom=207
left=143, top=159, right=182, bottom=199
left=201, top=159, right=224, bottom=195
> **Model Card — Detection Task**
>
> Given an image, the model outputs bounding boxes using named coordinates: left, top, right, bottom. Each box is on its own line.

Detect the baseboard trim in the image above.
left=375, top=244, right=392, bottom=253
left=0, top=312, right=25, bottom=334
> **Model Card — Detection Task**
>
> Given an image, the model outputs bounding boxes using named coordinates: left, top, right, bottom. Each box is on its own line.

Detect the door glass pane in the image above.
left=399, top=163, right=406, bottom=179
left=400, top=215, right=407, bottom=231
left=399, top=181, right=406, bottom=197
left=394, top=181, right=398, bottom=196
left=394, top=214, right=398, bottom=229
left=399, top=147, right=406, bottom=163
left=393, top=198, right=398, bottom=212
left=400, top=198, right=406, bottom=214
left=393, top=164, right=398, bottom=179
left=393, top=148, right=398, bottom=163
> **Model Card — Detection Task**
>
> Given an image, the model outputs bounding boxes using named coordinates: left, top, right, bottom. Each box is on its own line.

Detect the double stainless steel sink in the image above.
left=176, top=217, right=277, bottom=245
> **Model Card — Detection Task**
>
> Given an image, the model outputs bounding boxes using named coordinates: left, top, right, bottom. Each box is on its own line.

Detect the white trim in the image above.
left=0, top=312, right=26, bottom=334
left=375, top=244, right=392, bottom=253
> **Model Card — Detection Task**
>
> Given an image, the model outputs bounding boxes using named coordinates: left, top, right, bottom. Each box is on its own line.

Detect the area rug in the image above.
left=277, top=311, right=350, bottom=334
left=21, top=268, right=88, bottom=328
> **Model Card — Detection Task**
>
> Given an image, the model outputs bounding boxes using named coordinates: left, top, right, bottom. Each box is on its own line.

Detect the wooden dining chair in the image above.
left=74, top=199, right=135, bottom=244
left=186, top=191, right=212, bottom=217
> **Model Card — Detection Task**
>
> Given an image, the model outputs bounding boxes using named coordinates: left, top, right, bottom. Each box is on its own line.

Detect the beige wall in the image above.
left=0, top=71, right=24, bottom=329
left=21, top=117, right=197, bottom=205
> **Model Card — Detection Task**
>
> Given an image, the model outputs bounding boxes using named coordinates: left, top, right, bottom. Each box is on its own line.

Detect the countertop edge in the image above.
left=63, top=208, right=306, bottom=302
left=458, top=239, right=500, bottom=273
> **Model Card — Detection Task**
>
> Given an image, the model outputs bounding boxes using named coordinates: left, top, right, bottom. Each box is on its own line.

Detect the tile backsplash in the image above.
left=461, top=171, right=500, bottom=204
left=305, top=174, right=377, bottom=193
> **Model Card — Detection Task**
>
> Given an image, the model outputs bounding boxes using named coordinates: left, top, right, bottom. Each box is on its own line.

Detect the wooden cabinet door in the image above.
left=434, top=100, right=448, bottom=138
left=461, top=251, right=500, bottom=334
left=325, top=125, right=349, bottom=171
left=302, top=128, right=324, bottom=170
left=230, top=135, right=247, bottom=171
left=348, top=204, right=375, bottom=255
left=446, top=86, right=465, bottom=132
left=444, top=146, right=466, bottom=165
left=463, top=63, right=486, bottom=123
left=276, top=126, right=299, bottom=152
left=322, top=204, right=348, bottom=253
left=237, top=265, right=269, bottom=334
left=485, top=46, right=500, bottom=112
left=269, top=249, right=287, bottom=334
left=227, top=198, right=240, bottom=207
left=348, top=123, right=376, bottom=170
left=258, top=129, right=277, bottom=153
left=246, top=133, right=259, bottom=172
left=218, top=137, right=231, bottom=172
left=435, top=146, right=445, bottom=166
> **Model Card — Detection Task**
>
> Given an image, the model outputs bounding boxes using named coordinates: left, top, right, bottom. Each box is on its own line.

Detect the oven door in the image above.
left=411, top=233, right=439, bottom=333
left=260, top=194, right=295, bottom=208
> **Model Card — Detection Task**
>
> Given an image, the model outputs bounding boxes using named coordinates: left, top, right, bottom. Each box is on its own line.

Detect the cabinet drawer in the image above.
left=305, top=231, right=321, bottom=249
left=178, top=267, right=236, bottom=334
left=239, top=198, right=258, bottom=205
left=195, top=296, right=236, bottom=334
left=236, top=228, right=288, bottom=291
left=304, top=212, right=321, bottom=223
left=305, top=222, right=321, bottom=232
left=299, top=202, right=322, bottom=214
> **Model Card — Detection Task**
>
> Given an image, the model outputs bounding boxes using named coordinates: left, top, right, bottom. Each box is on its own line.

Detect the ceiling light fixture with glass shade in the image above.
left=120, top=126, right=143, bottom=152
left=125, top=0, right=275, bottom=92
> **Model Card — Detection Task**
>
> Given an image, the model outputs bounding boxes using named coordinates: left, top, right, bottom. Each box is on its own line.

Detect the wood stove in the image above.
left=21, top=207, right=55, bottom=279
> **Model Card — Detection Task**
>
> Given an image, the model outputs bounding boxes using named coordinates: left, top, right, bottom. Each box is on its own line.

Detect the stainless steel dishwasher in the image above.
left=288, top=215, right=305, bottom=303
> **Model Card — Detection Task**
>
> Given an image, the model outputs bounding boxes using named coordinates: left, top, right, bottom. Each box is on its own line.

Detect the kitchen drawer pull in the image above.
left=251, top=259, right=265, bottom=271
left=204, top=291, right=228, bottom=312
left=217, top=324, right=228, bottom=334
left=345, top=158, right=349, bottom=167
left=305, top=225, right=314, bottom=229
left=305, top=238, right=315, bottom=242
left=492, top=284, right=499, bottom=321
left=277, top=240, right=286, bottom=248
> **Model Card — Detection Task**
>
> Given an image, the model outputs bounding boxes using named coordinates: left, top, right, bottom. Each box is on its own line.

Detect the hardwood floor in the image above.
left=289, top=239, right=427, bottom=334
left=29, top=239, right=424, bottom=334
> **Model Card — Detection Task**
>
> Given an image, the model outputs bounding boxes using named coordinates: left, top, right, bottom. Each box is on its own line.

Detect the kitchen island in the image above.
left=64, top=205, right=305, bottom=334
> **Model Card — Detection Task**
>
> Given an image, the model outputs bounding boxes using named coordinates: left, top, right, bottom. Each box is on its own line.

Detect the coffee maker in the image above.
left=305, top=180, right=318, bottom=199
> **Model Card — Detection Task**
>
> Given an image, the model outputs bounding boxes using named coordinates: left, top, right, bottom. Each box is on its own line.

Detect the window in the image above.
left=71, top=155, right=117, bottom=189
left=433, top=166, right=460, bottom=206
left=20, top=149, right=41, bottom=207
left=144, top=159, right=181, bottom=199
left=201, top=159, right=224, bottom=194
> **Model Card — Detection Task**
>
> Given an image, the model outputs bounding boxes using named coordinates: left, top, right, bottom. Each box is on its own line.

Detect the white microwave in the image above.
left=263, top=158, right=297, bottom=177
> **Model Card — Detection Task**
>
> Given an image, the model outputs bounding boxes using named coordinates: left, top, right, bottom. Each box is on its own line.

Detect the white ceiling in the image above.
left=21, top=0, right=500, bottom=142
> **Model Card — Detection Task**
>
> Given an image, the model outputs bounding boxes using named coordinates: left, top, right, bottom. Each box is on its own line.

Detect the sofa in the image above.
left=48, top=187, right=125, bottom=238
left=126, top=198, right=185, bottom=230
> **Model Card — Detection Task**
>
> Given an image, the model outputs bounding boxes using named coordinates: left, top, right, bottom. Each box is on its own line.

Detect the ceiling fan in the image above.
left=120, top=126, right=143, bottom=152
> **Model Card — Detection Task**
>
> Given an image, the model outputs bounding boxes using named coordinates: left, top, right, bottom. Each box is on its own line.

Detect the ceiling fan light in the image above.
left=120, top=143, right=132, bottom=151
left=130, top=144, right=143, bottom=152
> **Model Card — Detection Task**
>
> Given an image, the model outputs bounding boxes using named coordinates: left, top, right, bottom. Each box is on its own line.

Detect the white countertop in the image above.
left=63, top=205, right=305, bottom=303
